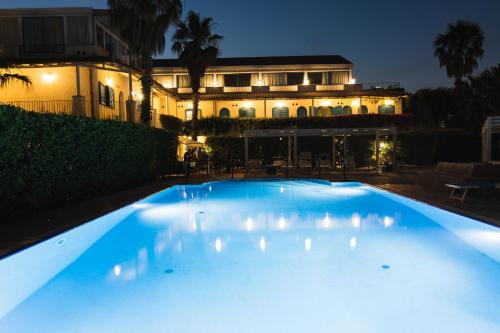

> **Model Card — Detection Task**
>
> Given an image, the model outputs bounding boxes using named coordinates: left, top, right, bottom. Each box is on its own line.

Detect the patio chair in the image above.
left=298, top=152, right=313, bottom=168
left=247, top=159, right=263, bottom=174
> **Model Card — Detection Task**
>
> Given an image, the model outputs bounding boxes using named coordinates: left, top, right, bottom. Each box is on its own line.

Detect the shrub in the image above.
left=183, top=114, right=414, bottom=136
left=0, top=105, right=178, bottom=220
left=160, top=114, right=183, bottom=133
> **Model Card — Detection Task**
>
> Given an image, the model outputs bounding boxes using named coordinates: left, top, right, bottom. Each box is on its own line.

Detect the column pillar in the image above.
left=245, top=135, right=249, bottom=174
left=332, top=135, right=336, bottom=170
left=72, top=64, right=85, bottom=116
left=392, top=128, right=397, bottom=172
left=126, top=70, right=137, bottom=123
left=343, top=134, right=348, bottom=167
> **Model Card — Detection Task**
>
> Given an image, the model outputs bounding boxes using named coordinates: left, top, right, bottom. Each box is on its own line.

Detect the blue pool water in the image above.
left=1, top=180, right=500, bottom=332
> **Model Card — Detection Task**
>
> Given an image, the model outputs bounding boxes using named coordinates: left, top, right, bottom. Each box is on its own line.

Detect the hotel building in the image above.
left=0, top=7, right=406, bottom=127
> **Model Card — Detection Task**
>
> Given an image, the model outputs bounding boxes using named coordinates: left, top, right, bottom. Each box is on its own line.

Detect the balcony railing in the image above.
left=361, top=82, right=401, bottom=90
left=1, top=100, right=164, bottom=127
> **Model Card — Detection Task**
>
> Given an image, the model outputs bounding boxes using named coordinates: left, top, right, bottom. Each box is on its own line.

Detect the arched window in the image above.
left=272, top=107, right=289, bottom=118
left=359, top=105, right=368, bottom=114
left=297, top=106, right=308, bottom=118
left=342, top=106, right=352, bottom=115
left=378, top=105, right=395, bottom=115
left=219, top=108, right=230, bottom=118
left=314, top=106, right=333, bottom=116
left=185, top=109, right=202, bottom=120
left=238, top=107, right=256, bottom=118
left=332, top=106, right=343, bottom=116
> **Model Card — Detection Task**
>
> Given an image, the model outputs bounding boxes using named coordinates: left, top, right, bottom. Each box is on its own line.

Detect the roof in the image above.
left=174, top=89, right=406, bottom=101
left=153, top=55, right=352, bottom=68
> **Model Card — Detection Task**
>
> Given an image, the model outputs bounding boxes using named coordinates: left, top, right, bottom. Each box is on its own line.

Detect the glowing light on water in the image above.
left=208, top=186, right=212, bottom=192
left=280, top=186, right=284, bottom=193
left=305, top=238, right=312, bottom=251
left=384, top=216, right=394, bottom=228
left=113, top=265, right=122, bottom=277
left=215, top=238, right=222, bottom=253
left=246, top=218, right=253, bottom=231
left=278, top=216, right=286, bottom=230
left=322, top=213, right=331, bottom=228
left=259, top=237, right=266, bottom=251
left=350, top=237, right=357, bottom=249
left=351, top=214, right=361, bottom=229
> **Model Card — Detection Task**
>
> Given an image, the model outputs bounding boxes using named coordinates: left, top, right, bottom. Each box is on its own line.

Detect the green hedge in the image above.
left=159, top=114, right=183, bottom=133
left=0, top=105, right=178, bottom=220
left=183, top=114, right=413, bottom=136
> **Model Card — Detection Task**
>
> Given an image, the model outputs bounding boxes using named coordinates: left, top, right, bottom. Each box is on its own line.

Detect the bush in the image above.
left=398, top=130, right=481, bottom=165
left=160, top=114, right=183, bottom=133
left=184, top=114, right=414, bottom=136
left=0, top=105, right=179, bottom=220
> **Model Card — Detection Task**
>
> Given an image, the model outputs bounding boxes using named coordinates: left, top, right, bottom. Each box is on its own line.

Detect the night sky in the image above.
left=4, top=0, right=500, bottom=92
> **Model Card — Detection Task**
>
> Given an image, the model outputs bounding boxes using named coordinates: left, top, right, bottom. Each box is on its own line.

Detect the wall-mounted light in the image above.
left=42, top=73, right=56, bottom=84
left=106, top=78, right=114, bottom=86
left=276, top=101, right=286, bottom=108
left=351, top=99, right=360, bottom=107
left=163, top=82, right=172, bottom=88
left=348, top=78, right=356, bottom=84
left=242, top=101, right=253, bottom=108
left=320, top=100, right=331, bottom=107
left=303, top=78, right=310, bottom=85
left=384, top=99, right=394, bottom=106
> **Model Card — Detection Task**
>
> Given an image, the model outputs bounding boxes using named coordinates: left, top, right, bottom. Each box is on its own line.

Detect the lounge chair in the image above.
left=247, top=159, right=263, bottom=174
left=445, top=182, right=496, bottom=202
left=298, top=152, right=313, bottom=168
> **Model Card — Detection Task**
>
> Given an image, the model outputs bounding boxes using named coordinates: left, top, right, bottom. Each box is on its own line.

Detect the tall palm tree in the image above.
left=433, top=20, right=484, bottom=88
left=172, top=11, right=223, bottom=140
left=108, top=0, right=182, bottom=124
left=0, top=60, right=31, bottom=88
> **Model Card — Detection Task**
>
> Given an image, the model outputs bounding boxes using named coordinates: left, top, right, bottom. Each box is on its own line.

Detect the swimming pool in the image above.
left=0, top=180, right=499, bottom=332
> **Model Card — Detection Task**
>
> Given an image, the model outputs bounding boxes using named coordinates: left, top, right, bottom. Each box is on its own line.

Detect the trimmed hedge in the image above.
left=160, top=114, right=183, bottom=133
left=0, top=105, right=178, bottom=220
left=182, top=114, right=413, bottom=136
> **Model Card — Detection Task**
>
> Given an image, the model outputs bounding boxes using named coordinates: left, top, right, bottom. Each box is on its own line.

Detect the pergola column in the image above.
left=245, top=135, right=249, bottom=174
left=332, top=135, right=336, bottom=170
left=343, top=134, right=348, bottom=165
left=375, top=133, right=380, bottom=171
left=288, top=130, right=292, bottom=166
left=294, top=130, right=298, bottom=167
left=392, top=127, right=397, bottom=172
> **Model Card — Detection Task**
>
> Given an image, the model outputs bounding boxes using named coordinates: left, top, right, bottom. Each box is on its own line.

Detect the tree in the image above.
left=433, top=20, right=484, bottom=88
left=108, top=0, right=182, bottom=124
left=172, top=11, right=223, bottom=140
left=0, top=60, right=31, bottom=88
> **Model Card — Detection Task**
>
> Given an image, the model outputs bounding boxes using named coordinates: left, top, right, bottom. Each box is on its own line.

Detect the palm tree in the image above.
left=433, top=20, right=484, bottom=88
left=108, top=0, right=182, bottom=124
left=0, top=60, right=31, bottom=88
left=172, top=11, right=223, bottom=140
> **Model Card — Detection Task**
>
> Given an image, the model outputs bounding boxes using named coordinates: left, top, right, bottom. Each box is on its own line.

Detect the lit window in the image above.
left=272, top=107, right=289, bottom=118
left=238, top=107, right=256, bottom=118
left=219, top=108, right=230, bottom=118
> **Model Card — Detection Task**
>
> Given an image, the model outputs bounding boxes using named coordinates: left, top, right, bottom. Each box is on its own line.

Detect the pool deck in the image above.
left=1, top=167, right=499, bottom=258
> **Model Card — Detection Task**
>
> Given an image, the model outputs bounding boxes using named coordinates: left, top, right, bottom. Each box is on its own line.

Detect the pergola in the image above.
left=244, top=127, right=397, bottom=172
left=482, top=116, right=500, bottom=162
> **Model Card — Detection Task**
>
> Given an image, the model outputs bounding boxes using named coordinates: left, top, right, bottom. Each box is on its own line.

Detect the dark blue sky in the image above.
left=5, top=0, right=500, bottom=91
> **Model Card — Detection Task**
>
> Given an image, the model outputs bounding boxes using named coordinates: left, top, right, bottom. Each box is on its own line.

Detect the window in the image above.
left=359, top=105, right=369, bottom=114
left=378, top=105, right=395, bottom=114
left=98, top=81, right=115, bottom=108
left=238, top=107, right=256, bottom=118
left=177, top=75, right=191, bottom=88
left=314, top=106, right=333, bottom=117
left=96, top=25, right=104, bottom=48
left=22, top=17, right=64, bottom=54
left=224, top=74, right=251, bottom=87
left=272, top=107, right=289, bottom=118
left=308, top=72, right=323, bottom=85
left=326, top=71, right=350, bottom=84
left=342, top=106, right=352, bottom=115
left=219, top=108, right=230, bottom=118
left=332, top=106, right=343, bottom=116
left=297, top=106, right=308, bottom=118
left=67, top=16, right=90, bottom=45
left=185, top=109, right=203, bottom=120
left=287, top=72, right=304, bottom=85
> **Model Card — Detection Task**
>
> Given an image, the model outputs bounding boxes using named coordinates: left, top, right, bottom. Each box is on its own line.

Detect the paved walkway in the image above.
left=1, top=168, right=498, bottom=258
